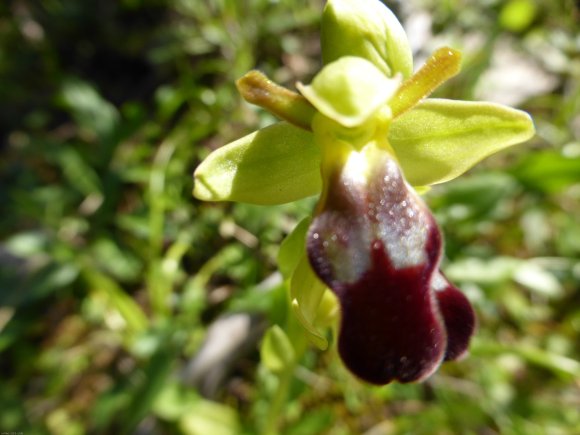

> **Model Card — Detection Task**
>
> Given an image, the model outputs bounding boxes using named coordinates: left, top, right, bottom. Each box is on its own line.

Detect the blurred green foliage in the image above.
left=1, top=0, right=579, bottom=434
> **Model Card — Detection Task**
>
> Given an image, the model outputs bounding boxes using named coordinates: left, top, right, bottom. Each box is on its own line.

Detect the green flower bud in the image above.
left=321, top=0, right=413, bottom=78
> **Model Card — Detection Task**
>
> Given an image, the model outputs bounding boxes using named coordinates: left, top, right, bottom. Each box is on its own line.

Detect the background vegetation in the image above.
left=1, top=0, right=579, bottom=433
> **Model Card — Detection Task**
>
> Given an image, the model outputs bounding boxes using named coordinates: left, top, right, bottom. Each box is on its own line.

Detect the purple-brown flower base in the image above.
left=433, top=273, right=477, bottom=362
left=307, top=146, right=475, bottom=385
left=336, top=239, right=446, bottom=384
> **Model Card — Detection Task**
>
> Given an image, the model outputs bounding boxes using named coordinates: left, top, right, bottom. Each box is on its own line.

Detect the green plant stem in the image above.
left=263, top=365, right=293, bottom=435
left=148, top=132, right=181, bottom=319
left=263, top=322, right=309, bottom=435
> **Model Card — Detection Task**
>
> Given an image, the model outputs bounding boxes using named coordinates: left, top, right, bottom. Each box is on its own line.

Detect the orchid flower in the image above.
left=193, top=0, right=535, bottom=384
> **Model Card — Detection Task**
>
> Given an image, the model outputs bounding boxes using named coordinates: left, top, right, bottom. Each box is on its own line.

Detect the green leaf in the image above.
left=434, top=172, right=517, bottom=220
left=83, top=269, right=148, bottom=335
left=260, top=325, right=296, bottom=373
left=122, top=345, right=175, bottom=434
left=389, top=99, right=535, bottom=186
left=193, top=122, right=320, bottom=205
left=180, top=400, right=241, bottom=435
left=277, top=217, right=311, bottom=280
left=499, top=0, right=537, bottom=32
left=473, top=341, right=580, bottom=380
left=513, top=261, right=564, bottom=298
left=445, top=256, right=522, bottom=286
left=297, top=57, right=400, bottom=128
left=290, top=254, right=328, bottom=350
left=321, top=0, right=413, bottom=78
left=91, top=238, right=142, bottom=282
left=55, top=147, right=103, bottom=196
left=59, top=77, right=119, bottom=140
left=153, top=382, right=202, bottom=421
left=511, top=150, right=580, bottom=193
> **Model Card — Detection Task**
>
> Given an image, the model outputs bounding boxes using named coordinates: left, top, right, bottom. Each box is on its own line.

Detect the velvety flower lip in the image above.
left=332, top=238, right=445, bottom=384
left=307, top=142, right=458, bottom=384
left=432, top=272, right=477, bottom=361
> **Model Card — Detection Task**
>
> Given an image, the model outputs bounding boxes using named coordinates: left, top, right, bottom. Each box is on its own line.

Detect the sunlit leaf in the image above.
left=59, top=77, right=119, bottom=140
left=180, top=400, right=240, bottom=435
left=83, top=269, right=148, bottom=335
left=445, top=256, right=522, bottom=285
left=499, top=0, right=537, bottom=32
left=511, top=150, right=580, bottom=193
left=153, top=382, right=201, bottom=421
left=513, top=261, right=564, bottom=298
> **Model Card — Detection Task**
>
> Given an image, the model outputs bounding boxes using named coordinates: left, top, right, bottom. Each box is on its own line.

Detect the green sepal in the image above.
left=278, top=219, right=337, bottom=350
left=297, top=57, right=400, bottom=128
left=278, top=217, right=311, bottom=280
left=321, top=0, right=413, bottom=78
left=389, top=99, right=536, bottom=186
left=193, top=122, right=321, bottom=205
left=290, top=253, right=329, bottom=350
left=314, top=290, right=339, bottom=330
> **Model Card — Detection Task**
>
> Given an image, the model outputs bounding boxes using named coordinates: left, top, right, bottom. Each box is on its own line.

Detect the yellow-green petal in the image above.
left=390, top=47, right=462, bottom=118
left=389, top=99, right=535, bottom=186
left=193, top=122, right=321, bottom=205
left=321, top=0, right=413, bottom=78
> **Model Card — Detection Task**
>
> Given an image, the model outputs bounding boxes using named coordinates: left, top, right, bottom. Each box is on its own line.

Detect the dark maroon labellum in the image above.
left=432, top=273, right=477, bottom=361
left=307, top=146, right=475, bottom=384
